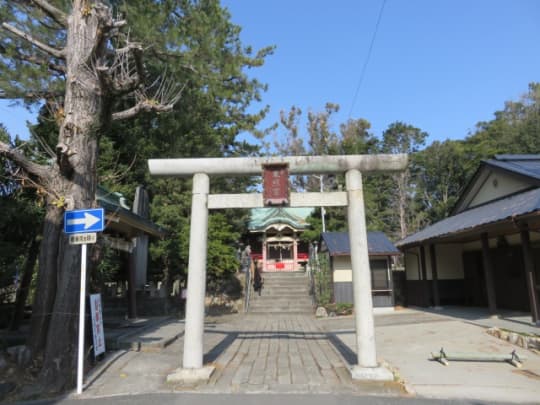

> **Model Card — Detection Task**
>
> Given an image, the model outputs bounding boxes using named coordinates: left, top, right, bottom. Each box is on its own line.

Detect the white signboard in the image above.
left=69, top=232, right=97, bottom=245
left=89, top=294, right=106, bottom=356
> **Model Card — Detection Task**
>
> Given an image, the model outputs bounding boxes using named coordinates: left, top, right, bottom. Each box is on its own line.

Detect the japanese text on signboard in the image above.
left=263, top=164, right=289, bottom=206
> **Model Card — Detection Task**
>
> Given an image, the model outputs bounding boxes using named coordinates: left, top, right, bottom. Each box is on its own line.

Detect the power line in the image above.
left=347, top=0, right=387, bottom=119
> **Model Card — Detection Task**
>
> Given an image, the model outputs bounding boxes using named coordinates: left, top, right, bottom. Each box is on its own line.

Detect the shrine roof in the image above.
left=322, top=231, right=400, bottom=256
left=248, top=207, right=312, bottom=231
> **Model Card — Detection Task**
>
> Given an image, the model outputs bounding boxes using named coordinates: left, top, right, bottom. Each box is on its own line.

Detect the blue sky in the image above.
left=1, top=0, right=539, bottom=147
left=222, top=0, right=540, bottom=144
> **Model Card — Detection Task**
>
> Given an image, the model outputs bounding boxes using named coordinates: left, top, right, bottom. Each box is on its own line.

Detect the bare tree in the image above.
left=0, top=0, right=180, bottom=392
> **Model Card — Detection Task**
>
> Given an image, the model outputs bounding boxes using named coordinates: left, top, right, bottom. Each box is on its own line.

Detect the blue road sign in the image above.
left=64, top=208, right=105, bottom=234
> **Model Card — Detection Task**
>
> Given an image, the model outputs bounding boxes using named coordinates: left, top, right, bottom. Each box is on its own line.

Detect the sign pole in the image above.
left=63, top=208, right=103, bottom=394
left=76, top=243, right=87, bottom=394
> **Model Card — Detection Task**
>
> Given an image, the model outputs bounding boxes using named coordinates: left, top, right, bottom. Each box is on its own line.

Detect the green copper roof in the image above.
left=248, top=207, right=313, bottom=231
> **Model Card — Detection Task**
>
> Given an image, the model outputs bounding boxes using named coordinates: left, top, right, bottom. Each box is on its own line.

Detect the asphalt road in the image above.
left=17, top=393, right=526, bottom=405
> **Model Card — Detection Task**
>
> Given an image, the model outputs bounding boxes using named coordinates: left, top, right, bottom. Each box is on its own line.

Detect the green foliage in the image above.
left=94, top=247, right=124, bottom=286
left=412, top=82, right=540, bottom=227
left=413, top=140, right=469, bottom=223
left=313, top=253, right=333, bottom=306
left=0, top=1, right=68, bottom=103
left=465, top=82, right=540, bottom=157
left=207, top=213, right=240, bottom=292
left=1, top=0, right=273, bottom=299
left=0, top=125, right=44, bottom=296
left=95, top=0, right=273, bottom=290
left=334, top=303, right=353, bottom=315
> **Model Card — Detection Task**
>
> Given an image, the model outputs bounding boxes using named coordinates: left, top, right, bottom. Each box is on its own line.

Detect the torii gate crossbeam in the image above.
left=149, top=154, right=407, bottom=383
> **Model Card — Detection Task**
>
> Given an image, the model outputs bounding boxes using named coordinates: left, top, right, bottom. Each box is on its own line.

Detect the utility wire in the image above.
left=347, top=0, right=387, bottom=119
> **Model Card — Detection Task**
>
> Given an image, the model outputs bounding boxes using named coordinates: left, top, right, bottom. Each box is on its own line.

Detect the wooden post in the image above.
left=293, top=236, right=298, bottom=271
left=480, top=233, right=497, bottom=315
left=262, top=238, right=267, bottom=272
left=127, top=250, right=137, bottom=319
left=520, top=228, right=540, bottom=324
left=429, top=244, right=441, bottom=307
left=387, top=256, right=395, bottom=306
left=419, top=245, right=430, bottom=307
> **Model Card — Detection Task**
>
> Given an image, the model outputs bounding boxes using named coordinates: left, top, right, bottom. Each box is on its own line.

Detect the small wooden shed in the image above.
left=321, top=231, right=401, bottom=308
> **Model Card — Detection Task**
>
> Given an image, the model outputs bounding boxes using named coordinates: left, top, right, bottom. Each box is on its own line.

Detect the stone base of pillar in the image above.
left=166, top=366, right=215, bottom=384
left=350, top=365, right=394, bottom=381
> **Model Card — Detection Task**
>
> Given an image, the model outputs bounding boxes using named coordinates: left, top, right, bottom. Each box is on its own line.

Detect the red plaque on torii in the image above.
left=263, top=163, right=289, bottom=206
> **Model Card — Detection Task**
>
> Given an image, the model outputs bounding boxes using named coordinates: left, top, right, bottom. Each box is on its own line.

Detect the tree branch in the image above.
left=31, top=0, right=68, bottom=27
left=1, top=22, right=65, bottom=59
left=112, top=100, right=174, bottom=121
left=96, top=65, right=141, bottom=96
left=97, top=43, right=145, bottom=96
left=0, top=90, right=64, bottom=101
left=0, top=141, right=50, bottom=180
left=16, top=51, right=66, bottom=74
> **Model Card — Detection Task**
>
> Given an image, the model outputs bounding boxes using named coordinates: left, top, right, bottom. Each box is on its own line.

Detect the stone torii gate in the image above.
left=148, top=154, right=407, bottom=383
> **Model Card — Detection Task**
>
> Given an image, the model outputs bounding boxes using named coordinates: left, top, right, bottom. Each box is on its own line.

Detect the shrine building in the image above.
left=246, top=207, right=312, bottom=272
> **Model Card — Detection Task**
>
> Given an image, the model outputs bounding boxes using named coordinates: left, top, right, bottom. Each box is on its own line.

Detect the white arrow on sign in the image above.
left=67, top=212, right=101, bottom=230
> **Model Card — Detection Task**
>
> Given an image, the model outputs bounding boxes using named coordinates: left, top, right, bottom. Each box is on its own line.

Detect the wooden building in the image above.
left=321, top=231, right=400, bottom=308
left=97, top=185, right=165, bottom=318
left=246, top=208, right=312, bottom=272
left=397, top=155, right=540, bottom=323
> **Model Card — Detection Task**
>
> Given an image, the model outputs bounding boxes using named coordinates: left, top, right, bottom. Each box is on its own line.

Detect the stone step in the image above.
left=252, top=292, right=312, bottom=299
left=259, top=289, right=309, bottom=296
left=248, top=306, right=313, bottom=314
left=262, top=277, right=308, bottom=283
left=251, top=297, right=313, bottom=306
left=262, top=276, right=309, bottom=286
left=248, top=271, right=312, bottom=314
left=261, top=272, right=307, bottom=279
left=263, top=280, right=309, bottom=291
left=250, top=304, right=313, bottom=311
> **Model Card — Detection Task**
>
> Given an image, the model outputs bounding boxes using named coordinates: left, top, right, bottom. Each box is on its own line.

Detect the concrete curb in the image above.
left=106, top=316, right=176, bottom=351
left=83, top=349, right=129, bottom=391
left=122, top=318, right=185, bottom=352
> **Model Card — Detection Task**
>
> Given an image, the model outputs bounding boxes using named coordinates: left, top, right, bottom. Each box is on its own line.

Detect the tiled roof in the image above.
left=97, top=186, right=165, bottom=237
left=487, top=154, right=540, bottom=181
left=397, top=187, right=540, bottom=247
left=248, top=207, right=312, bottom=231
left=452, top=154, right=540, bottom=214
left=322, top=231, right=400, bottom=256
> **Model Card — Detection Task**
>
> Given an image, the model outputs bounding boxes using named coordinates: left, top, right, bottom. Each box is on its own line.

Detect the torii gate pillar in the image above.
left=167, top=173, right=215, bottom=383
left=346, top=169, right=393, bottom=380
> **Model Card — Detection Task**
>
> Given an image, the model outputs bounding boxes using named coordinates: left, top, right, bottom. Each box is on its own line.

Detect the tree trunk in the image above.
left=397, top=171, right=408, bottom=239
left=33, top=1, right=106, bottom=391
left=10, top=236, right=40, bottom=331
left=29, top=206, right=63, bottom=357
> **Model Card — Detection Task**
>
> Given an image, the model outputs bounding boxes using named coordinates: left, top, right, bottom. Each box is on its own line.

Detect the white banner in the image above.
left=89, top=294, right=106, bottom=356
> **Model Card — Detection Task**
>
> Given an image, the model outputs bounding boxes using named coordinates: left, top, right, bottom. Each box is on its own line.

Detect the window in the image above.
left=267, top=243, right=292, bottom=260
left=370, top=259, right=389, bottom=290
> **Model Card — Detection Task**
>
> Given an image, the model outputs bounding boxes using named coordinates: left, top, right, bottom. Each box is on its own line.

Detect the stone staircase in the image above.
left=248, top=271, right=313, bottom=314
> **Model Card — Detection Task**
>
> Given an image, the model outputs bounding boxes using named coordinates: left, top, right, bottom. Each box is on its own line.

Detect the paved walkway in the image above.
left=82, top=313, right=403, bottom=398
left=81, top=308, right=540, bottom=403
left=200, top=314, right=399, bottom=394
left=318, top=309, right=540, bottom=404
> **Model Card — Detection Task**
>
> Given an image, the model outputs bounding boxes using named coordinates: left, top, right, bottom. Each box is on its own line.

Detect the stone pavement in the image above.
left=81, top=308, right=540, bottom=403
left=318, top=309, right=540, bottom=404
left=82, top=313, right=403, bottom=398
left=200, top=314, right=399, bottom=394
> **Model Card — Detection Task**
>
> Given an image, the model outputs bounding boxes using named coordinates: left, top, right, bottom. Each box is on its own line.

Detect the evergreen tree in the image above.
left=0, top=0, right=271, bottom=392
left=381, top=121, right=428, bottom=239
